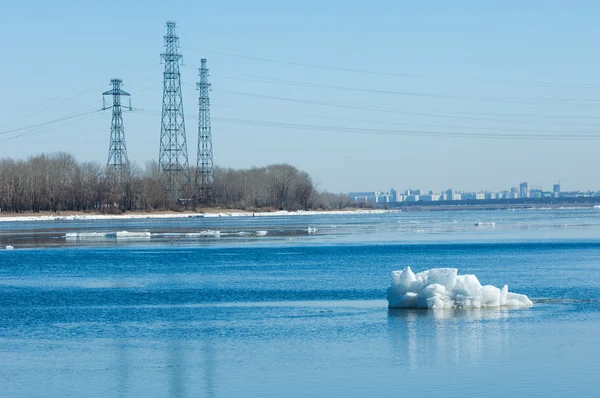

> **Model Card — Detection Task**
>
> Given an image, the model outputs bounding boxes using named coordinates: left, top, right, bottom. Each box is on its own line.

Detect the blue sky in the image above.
left=2, top=1, right=600, bottom=193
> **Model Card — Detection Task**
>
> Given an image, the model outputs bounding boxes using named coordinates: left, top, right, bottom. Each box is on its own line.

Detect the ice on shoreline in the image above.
left=66, top=231, right=151, bottom=240
left=387, top=267, right=532, bottom=309
left=65, top=230, right=222, bottom=240
left=0, top=209, right=397, bottom=223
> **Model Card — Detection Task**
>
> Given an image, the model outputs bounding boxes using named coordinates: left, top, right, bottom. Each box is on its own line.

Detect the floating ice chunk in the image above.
left=5, top=245, right=14, bottom=250
left=474, top=222, right=496, bottom=227
left=505, top=292, right=533, bottom=307
left=308, top=227, right=317, bottom=234
left=454, top=274, right=482, bottom=297
left=392, top=266, right=415, bottom=291
left=387, top=267, right=532, bottom=309
left=422, top=268, right=457, bottom=291
left=115, top=231, right=151, bottom=239
left=65, top=232, right=114, bottom=240
left=256, top=231, right=268, bottom=236
left=152, top=231, right=220, bottom=238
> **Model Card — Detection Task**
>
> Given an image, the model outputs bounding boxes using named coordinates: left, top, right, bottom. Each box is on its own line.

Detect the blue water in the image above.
left=1, top=210, right=599, bottom=397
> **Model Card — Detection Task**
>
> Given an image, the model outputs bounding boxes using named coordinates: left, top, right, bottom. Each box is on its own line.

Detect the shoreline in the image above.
left=0, top=209, right=398, bottom=223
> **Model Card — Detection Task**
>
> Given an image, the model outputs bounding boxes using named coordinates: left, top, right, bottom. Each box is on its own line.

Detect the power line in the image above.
left=132, top=106, right=600, bottom=135
left=215, top=90, right=600, bottom=126
left=210, top=117, right=600, bottom=141
left=0, top=109, right=103, bottom=136
left=192, top=49, right=600, bottom=89
left=210, top=105, right=599, bottom=134
left=0, top=112, right=105, bottom=144
left=212, top=74, right=600, bottom=105
left=131, top=109, right=600, bottom=140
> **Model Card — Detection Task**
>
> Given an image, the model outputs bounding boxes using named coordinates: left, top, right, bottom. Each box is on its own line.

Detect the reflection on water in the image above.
left=387, top=308, right=514, bottom=370
left=168, top=339, right=186, bottom=398
left=111, top=328, right=217, bottom=397
left=202, top=334, right=216, bottom=398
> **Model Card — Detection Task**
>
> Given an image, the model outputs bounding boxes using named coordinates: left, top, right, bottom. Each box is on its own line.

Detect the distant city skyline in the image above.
left=348, top=180, right=600, bottom=204
left=2, top=1, right=600, bottom=193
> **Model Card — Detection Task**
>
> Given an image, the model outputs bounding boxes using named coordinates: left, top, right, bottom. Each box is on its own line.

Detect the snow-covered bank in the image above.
left=387, top=267, right=533, bottom=309
left=0, top=209, right=397, bottom=223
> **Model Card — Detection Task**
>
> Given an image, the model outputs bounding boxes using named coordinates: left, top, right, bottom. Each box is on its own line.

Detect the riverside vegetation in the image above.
left=0, top=152, right=352, bottom=213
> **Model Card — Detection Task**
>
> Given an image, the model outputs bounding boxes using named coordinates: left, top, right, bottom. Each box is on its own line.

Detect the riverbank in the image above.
left=0, top=208, right=398, bottom=223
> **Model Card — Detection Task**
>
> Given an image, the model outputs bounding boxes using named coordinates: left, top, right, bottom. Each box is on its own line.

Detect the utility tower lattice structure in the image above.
left=159, top=21, right=190, bottom=203
left=102, top=79, right=131, bottom=173
left=195, top=58, right=215, bottom=203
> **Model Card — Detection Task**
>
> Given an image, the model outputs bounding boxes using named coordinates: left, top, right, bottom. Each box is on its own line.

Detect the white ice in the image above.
left=65, top=231, right=151, bottom=240
left=5, top=245, right=14, bottom=250
left=387, top=267, right=533, bottom=309
left=0, top=209, right=399, bottom=223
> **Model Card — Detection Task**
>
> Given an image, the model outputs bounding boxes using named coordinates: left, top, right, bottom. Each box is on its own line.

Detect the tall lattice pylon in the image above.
left=195, top=58, right=215, bottom=203
left=159, top=21, right=190, bottom=203
left=102, top=79, right=131, bottom=173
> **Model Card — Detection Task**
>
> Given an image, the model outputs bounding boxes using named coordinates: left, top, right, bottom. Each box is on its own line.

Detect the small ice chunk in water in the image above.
left=5, top=245, right=14, bottom=250
left=387, top=267, right=533, bottom=309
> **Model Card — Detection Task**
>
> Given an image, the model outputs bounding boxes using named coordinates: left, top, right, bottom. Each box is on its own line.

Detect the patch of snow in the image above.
left=0, top=209, right=401, bottom=223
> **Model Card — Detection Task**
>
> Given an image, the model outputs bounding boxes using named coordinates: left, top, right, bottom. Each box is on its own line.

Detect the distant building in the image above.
left=462, top=193, right=476, bottom=200
left=511, top=187, right=519, bottom=198
left=530, top=189, right=543, bottom=199
left=558, top=191, right=580, bottom=198
left=553, top=184, right=561, bottom=197
left=520, top=182, right=529, bottom=198
left=421, top=194, right=440, bottom=201
left=348, top=190, right=395, bottom=204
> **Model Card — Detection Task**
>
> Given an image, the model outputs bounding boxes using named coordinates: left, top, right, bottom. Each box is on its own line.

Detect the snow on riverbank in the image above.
left=0, top=209, right=398, bottom=223
left=387, top=267, right=533, bottom=309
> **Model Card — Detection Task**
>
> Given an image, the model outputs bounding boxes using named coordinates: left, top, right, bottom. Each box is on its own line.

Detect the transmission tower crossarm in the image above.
left=102, top=88, right=131, bottom=96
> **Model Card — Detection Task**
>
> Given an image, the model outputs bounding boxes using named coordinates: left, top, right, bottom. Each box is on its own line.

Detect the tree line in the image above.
left=0, top=152, right=350, bottom=213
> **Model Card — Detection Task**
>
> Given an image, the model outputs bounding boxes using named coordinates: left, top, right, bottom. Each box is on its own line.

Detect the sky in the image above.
left=2, top=0, right=600, bottom=193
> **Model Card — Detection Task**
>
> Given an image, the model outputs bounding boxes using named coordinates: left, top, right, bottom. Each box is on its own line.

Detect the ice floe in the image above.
left=387, top=267, right=533, bottom=309
left=66, top=231, right=151, bottom=240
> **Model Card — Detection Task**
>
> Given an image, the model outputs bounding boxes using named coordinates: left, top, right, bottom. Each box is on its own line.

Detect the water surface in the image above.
left=1, top=210, right=599, bottom=397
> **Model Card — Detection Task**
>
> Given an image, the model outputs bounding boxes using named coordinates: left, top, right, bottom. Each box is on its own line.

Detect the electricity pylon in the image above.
left=195, top=58, right=214, bottom=204
left=158, top=21, right=190, bottom=203
left=103, top=79, right=131, bottom=174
